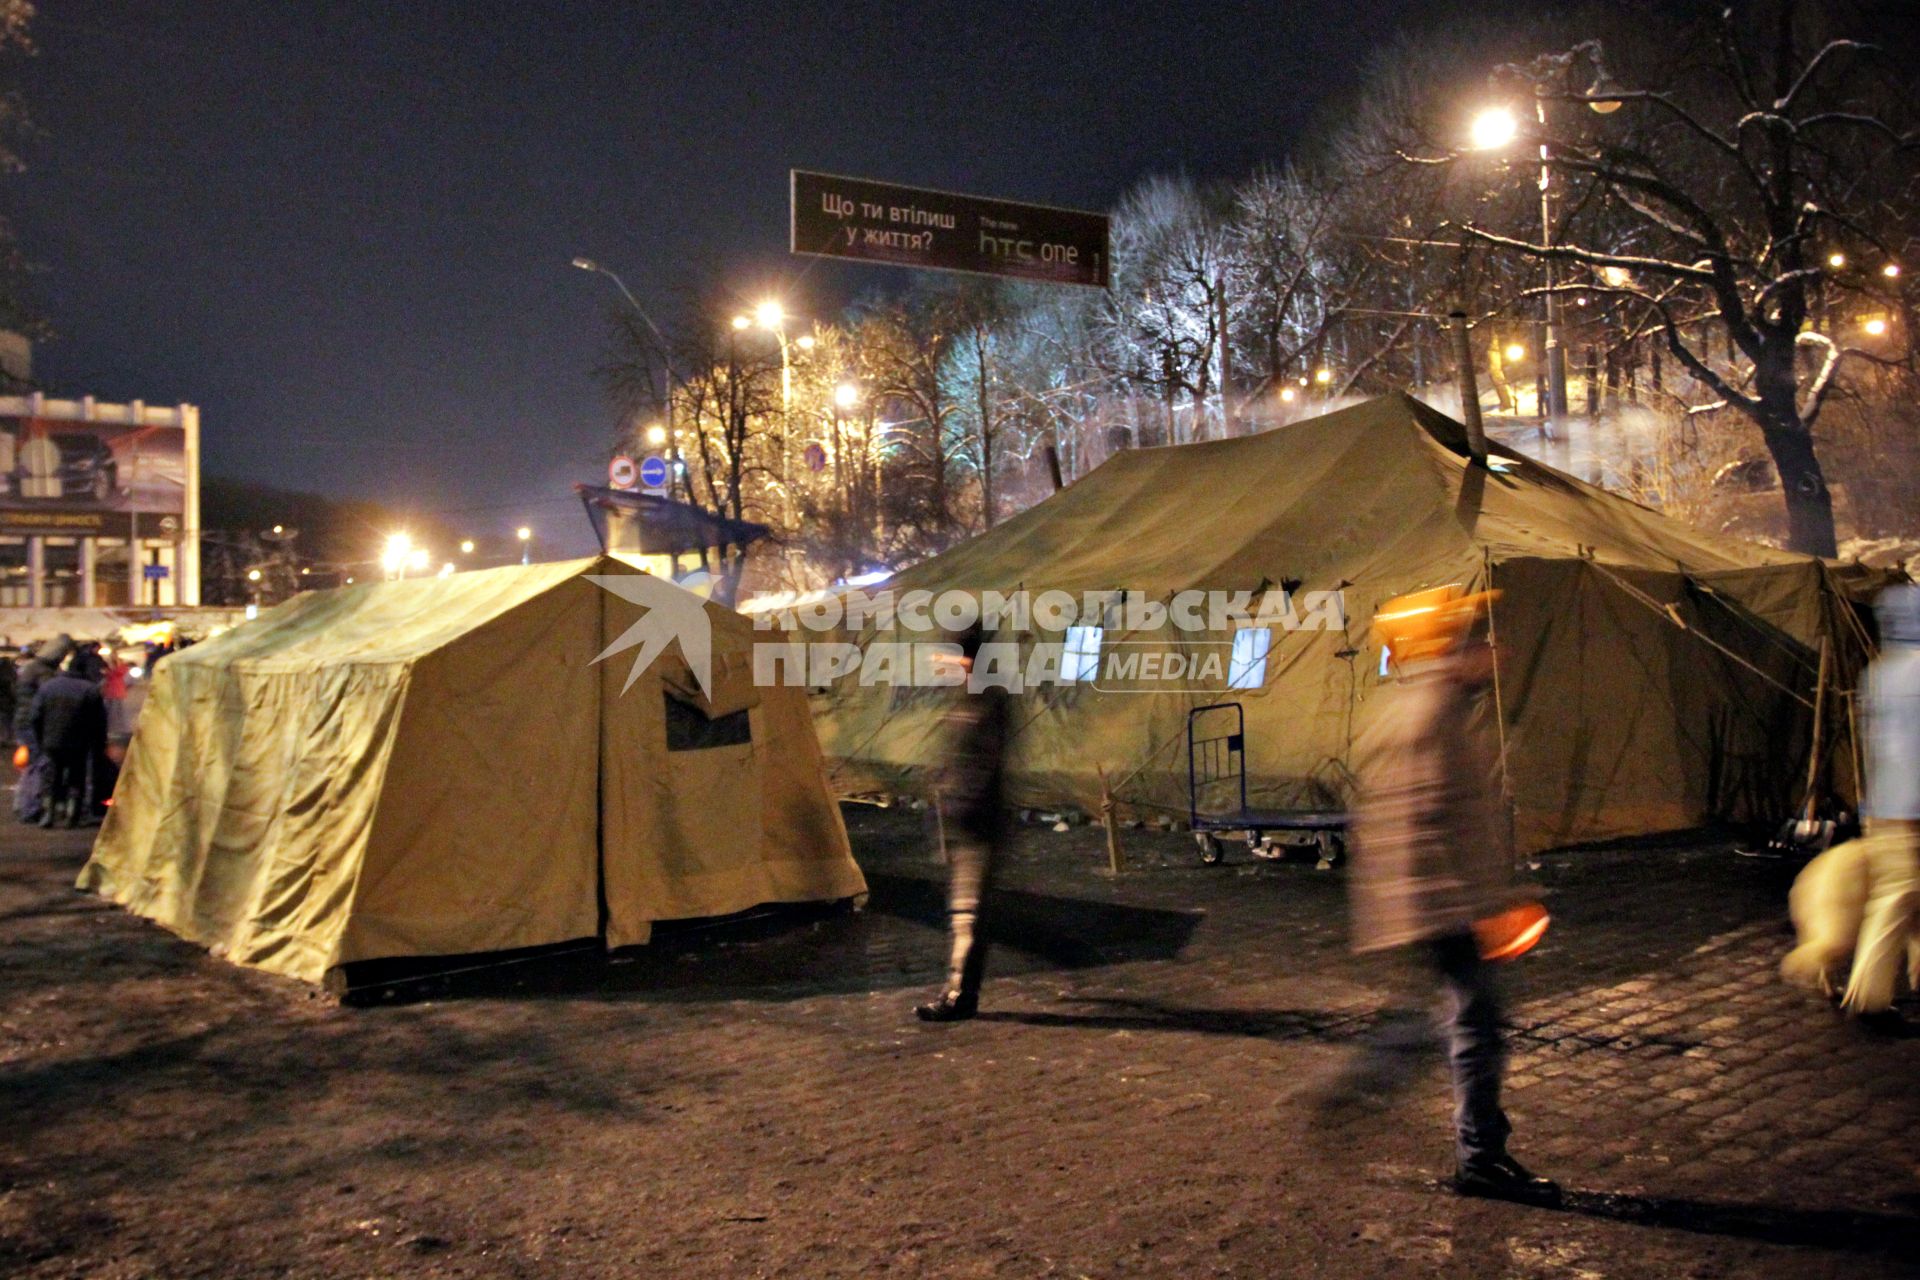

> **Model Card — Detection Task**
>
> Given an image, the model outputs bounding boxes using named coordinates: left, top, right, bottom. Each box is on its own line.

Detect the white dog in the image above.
left=1780, top=836, right=1920, bottom=1004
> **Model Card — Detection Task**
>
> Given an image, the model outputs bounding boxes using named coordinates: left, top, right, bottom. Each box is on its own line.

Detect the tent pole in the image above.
left=1802, top=637, right=1830, bottom=820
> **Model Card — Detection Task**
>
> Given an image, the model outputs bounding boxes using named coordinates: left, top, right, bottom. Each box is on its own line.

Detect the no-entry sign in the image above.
left=791, top=170, right=1109, bottom=289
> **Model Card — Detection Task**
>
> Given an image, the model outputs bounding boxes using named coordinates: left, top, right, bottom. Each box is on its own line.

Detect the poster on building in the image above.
left=0, top=416, right=188, bottom=536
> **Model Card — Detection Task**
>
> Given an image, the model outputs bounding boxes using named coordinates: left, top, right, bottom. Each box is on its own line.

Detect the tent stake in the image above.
left=1097, top=764, right=1123, bottom=876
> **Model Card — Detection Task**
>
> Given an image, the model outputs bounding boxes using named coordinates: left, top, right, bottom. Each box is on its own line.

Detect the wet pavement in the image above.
left=1, top=808, right=1915, bottom=1278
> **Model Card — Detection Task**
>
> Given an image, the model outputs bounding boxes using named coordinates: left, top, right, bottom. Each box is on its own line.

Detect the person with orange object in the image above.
left=1344, top=585, right=1559, bottom=1204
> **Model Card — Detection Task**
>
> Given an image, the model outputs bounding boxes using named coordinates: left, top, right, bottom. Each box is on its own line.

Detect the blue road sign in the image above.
left=143, top=564, right=171, bottom=580
left=638, top=455, right=670, bottom=490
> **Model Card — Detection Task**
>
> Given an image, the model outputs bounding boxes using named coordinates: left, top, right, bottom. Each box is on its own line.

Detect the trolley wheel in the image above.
left=1195, top=832, right=1225, bottom=865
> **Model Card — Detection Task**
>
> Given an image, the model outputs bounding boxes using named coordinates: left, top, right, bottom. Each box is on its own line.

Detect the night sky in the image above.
left=13, top=0, right=1426, bottom=554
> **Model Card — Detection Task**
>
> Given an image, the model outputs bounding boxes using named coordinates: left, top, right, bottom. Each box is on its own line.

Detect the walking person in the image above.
left=916, top=624, right=1012, bottom=1023
left=1842, top=583, right=1920, bottom=1022
left=1344, top=586, right=1559, bottom=1204
left=29, top=653, right=109, bottom=829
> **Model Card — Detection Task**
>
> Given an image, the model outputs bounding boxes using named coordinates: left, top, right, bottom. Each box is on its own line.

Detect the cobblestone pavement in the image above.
left=1, top=809, right=1916, bottom=1278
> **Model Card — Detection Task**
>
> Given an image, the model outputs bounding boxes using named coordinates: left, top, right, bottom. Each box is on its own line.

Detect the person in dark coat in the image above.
left=29, top=653, right=109, bottom=828
left=916, top=624, right=1012, bottom=1023
left=70, top=641, right=107, bottom=684
left=13, top=634, right=72, bottom=748
left=0, top=645, right=15, bottom=748
left=12, top=635, right=73, bottom=824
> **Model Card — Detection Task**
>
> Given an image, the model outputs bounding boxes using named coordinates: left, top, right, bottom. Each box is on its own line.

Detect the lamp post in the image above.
left=572, top=257, right=683, bottom=490
left=517, top=526, right=532, bottom=565
left=1472, top=44, right=1623, bottom=434
left=734, top=300, right=807, bottom=525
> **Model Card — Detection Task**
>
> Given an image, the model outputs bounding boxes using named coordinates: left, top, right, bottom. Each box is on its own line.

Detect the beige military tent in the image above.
left=79, top=556, right=866, bottom=984
left=819, top=394, right=1876, bottom=854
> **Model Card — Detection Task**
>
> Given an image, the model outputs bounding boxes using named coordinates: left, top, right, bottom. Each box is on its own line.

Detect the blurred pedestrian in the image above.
left=12, top=635, right=72, bottom=824
left=30, top=652, right=109, bottom=828
left=101, top=649, right=131, bottom=739
left=0, top=641, right=14, bottom=747
left=1842, top=583, right=1920, bottom=1021
left=1343, top=585, right=1559, bottom=1204
left=71, top=640, right=107, bottom=684
left=916, top=624, right=1011, bottom=1023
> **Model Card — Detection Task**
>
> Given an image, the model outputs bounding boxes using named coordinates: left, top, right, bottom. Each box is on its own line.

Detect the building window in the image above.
left=1228, top=626, right=1272, bottom=691
left=1063, top=625, right=1103, bottom=683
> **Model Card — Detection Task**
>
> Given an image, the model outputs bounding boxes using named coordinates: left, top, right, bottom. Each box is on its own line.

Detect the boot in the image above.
left=914, top=988, right=979, bottom=1022
left=1453, top=1153, right=1562, bottom=1205
left=916, top=936, right=988, bottom=1023
left=36, top=804, right=55, bottom=829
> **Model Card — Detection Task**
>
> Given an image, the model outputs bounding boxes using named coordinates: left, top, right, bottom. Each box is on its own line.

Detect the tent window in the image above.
left=1063, top=625, right=1102, bottom=683
left=1228, top=627, right=1272, bottom=690
left=663, top=692, right=752, bottom=751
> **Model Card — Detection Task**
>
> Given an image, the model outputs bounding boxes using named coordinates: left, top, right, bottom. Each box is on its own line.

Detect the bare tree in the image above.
left=1419, top=3, right=1917, bottom=555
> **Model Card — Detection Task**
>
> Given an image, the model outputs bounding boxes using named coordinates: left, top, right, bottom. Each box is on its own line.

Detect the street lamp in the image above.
left=517, top=526, right=532, bottom=565
left=834, top=381, right=861, bottom=410
left=1474, top=47, right=1624, bottom=429
left=645, top=423, right=668, bottom=447
left=1469, top=107, right=1519, bottom=151
left=459, top=539, right=475, bottom=555
left=573, top=256, right=681, bottom=478
left=381, top=533, right=413, bottom=581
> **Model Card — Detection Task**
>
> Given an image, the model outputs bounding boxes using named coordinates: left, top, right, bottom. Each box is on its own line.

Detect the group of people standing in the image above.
left=3, top=633, right=128, bottom=829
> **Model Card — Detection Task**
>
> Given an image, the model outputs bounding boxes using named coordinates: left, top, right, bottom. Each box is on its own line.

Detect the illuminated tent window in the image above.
left=1228, top=626, right=1273, bottom=690
left=1063, top=625, right=1103, bottom=682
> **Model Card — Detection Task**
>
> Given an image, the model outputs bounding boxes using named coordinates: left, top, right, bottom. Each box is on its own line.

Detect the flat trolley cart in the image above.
left=1187, top=702, right=1349, bottom=867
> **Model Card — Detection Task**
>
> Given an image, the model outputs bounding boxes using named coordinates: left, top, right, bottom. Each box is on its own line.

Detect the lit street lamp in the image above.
left=1469, top=106, right=1519, bottom=152
left=381, top=532, right=414, bottom=581
left=1472, top=45, right=1624, bottom=429
left=459, top=539, right=475, bottom=555
left=517, top=526, right=533, bottom=565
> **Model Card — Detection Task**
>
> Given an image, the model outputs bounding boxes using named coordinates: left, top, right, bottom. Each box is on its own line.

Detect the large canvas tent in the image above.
left=819, top=394, right=1879, bottom=854
left=79, top=557, right=866, bottom=984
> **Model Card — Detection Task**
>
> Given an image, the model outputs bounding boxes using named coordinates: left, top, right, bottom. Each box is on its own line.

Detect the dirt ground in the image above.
left=2, top=808, right=1917, bottom=1279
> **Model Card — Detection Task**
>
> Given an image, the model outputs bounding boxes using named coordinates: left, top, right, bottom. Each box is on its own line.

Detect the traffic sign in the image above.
left=638, top=455, right=670, bottom=492
left=609, top=454, right=638, bottom=490
left=804, top=442, right=827, bottom=473
left=143, top=564, right=170, bottom=580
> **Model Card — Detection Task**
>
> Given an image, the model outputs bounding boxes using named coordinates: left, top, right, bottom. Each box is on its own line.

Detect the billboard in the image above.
left=791, top=169, right=1109, bottom=288
left=0, top=416, right=187, bottom=537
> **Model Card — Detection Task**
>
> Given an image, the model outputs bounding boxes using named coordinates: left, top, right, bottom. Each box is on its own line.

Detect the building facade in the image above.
left=0, top=393, right=201, bottom=608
